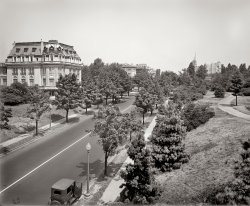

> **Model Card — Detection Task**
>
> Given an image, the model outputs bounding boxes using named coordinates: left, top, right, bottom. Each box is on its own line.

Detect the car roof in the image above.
left=52, top=178, right=75, bottom=190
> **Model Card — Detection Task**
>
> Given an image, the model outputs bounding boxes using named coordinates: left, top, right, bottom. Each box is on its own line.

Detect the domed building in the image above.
left=5, top=40, right=83, bottom=94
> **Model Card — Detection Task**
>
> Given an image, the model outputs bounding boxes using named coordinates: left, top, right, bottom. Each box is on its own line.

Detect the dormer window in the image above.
left=16, top=48, right=20, bottom=53
left=32, top=48, right=37, bottom=52
left=24, top=48, right=28, bottom=52
left=49, top=46, right=54, bottom=51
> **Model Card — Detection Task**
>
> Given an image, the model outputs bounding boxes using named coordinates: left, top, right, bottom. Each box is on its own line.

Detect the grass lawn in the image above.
left=155, top=104, right=250, bottom=204
left=231, top=95, right=250, bottom=115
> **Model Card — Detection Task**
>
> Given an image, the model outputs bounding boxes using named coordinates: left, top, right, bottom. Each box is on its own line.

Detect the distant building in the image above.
left=121, top=64, right=137, bottom=77
left=0, top=63, right=7, bottom=86
left=5, top=40, right=83, bottom=94
left=205, top=61, right=221, bottom=75
left=122, top=63, right=157, bottom=78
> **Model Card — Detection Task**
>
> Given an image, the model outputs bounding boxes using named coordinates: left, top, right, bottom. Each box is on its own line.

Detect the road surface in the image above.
left=0, top=96, right=135, bottom=205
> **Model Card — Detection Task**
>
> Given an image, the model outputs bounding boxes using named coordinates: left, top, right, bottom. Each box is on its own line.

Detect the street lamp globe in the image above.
left=86, top=143, right=91, bottom=151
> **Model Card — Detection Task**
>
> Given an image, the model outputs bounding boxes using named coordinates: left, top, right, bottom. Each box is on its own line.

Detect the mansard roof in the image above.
left=8, top=40, right=81, bottom=59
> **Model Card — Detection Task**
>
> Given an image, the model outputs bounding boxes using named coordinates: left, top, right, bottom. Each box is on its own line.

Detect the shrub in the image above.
left=182, top=102, right=215, bottom=131
left=241, top=87, right=250, bottom=96
left=0, top=103, right=12, bottom=129
left=214, top=86, right=225, bottom=98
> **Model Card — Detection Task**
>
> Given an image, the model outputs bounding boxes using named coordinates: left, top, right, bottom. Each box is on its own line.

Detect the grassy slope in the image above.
left=231, top=95, right=250, bottom=115
left=155, top=92, right=250, bottom=204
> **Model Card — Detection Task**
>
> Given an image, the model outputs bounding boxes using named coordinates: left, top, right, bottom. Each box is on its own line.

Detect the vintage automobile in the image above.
left=49, top=178, right=82, bottom=205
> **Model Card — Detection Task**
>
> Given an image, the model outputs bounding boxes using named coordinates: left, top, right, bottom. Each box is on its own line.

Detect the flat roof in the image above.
left=52, top=178, right=74, bottom=190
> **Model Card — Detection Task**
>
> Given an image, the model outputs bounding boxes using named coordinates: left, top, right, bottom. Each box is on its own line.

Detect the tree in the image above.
left=134, top=88, right=153, bottom=124
left=187, top=62, right=195, bottom=78
left=196, top=65, right=207, bottom=80
left=122, top=110, right=143, bottom=141
left=230, top=71, right=243, bottom=106
left=27, top=86, right=50, bottom=135
left=150, top=114, right=189, bottom=172
left=93, top=105, right=126, bottom=175
left=54, top=74, right=83, bottom=122
left=214, top=86, right=225, bottom=98
left=89, top=58, right=104, bottom=77
left=0, top=102, right=12, bottom=130
left=120, top=133, right=162, bottom=204
left=0, top=82, right=30, bottom=105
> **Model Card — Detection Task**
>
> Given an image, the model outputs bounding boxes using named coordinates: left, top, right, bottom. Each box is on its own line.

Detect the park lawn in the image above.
left=0, top=104, right=81, bottom=143
left=231, top=95, right=250, bottom=115
left=155, top=106, right=250, bottom=204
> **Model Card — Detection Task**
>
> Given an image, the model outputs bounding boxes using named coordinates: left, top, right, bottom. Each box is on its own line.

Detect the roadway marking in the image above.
left=0, top=103, right=134, bottom=194
left=0, top=132, right=91, bottom=194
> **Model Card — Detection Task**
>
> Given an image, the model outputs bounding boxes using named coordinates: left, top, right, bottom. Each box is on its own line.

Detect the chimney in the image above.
left=41, top=38, right=44, bottom=55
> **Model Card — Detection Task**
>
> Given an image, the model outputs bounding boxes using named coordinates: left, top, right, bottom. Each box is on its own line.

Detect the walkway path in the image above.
left=218, top=94, right=250, bottom=121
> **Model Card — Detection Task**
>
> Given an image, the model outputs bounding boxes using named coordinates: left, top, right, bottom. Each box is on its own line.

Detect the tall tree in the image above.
left=89, top=58, right=104, bottom=77
left=134, top=88, right=153, bottom=124
left=150, top=114, right=189, bottom=172
left=120, top=133, right=162, bottom=204
left=27, top=86, right=50, bottom=135
left=54, top=74, right=83, bottom=122
left=93, top=105, right=126, bottom=175
left=196, top=65, right=208, bottom=80
left=230, top=71, right=243, bottom=106
left=187, top=62, right=195, bottom=78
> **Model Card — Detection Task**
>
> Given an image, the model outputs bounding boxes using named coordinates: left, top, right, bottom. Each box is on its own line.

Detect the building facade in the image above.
left=4, top=40, right=82, bottom=93
left=121, top=64, right=137, bottom=77
left=0, top=63, right=7, bottom=86
left=205, top=61, right=221, bottom=75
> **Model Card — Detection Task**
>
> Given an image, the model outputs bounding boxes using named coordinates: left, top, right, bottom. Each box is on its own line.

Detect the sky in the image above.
left=0, top=0, right=250, bottom=72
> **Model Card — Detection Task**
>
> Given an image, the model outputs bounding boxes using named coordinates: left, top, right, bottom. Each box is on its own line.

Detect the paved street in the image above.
left=0, top=96, right=135, bottom=205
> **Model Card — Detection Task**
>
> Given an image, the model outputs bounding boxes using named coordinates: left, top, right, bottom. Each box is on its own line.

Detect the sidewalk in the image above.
left=100, top=114, right=158, bottom=203
left=218, top=94, right=250, bottom=121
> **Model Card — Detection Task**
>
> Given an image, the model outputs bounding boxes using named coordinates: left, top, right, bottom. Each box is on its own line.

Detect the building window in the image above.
left=43, top=78, right=46, bottom=86
left=30, top=79, right=34, bottom=86
left=13, top=78, right=18, bottom=83
left=32, top=48, right=36, bottom=52
left=24, top=48, right=28, bottom=52
left=22, top=56, right=24, bottom=62
left=14, top=57, right=16, bottom=62
left=16, top=48, right=20, bottom=53
left=29, top=68, right=34, bottom=75
left=21, top=78, right=26, bottom=83
left=36, top=57, right=39, bottom=61
left=50, top=55, right=53, bottom=61
left=42, top=68, right=46, bottom=75
left=49, top=79, right=54, bottom=86
left=21, top=68, right=26, bottom=75
left=12, top=68, right=18, bottom=75
left=49, top=68, right=53, bottom=76
left=31, top=56, right=33, bottom=62
left=3, top=78, right=7, bottom=86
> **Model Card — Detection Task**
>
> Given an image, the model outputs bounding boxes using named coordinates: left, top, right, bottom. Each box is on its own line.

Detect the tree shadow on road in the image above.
left=76, top=159, right=123, bottom=182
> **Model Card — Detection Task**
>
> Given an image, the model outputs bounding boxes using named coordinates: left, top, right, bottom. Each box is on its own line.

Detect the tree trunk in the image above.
left=156, top=103, right=158, bottom=109
left=236, top=95, right=238, bottom=106
left=104, top=151, right=108, bottom=176
left=151, top=109, right=153, bottom=115
left=127, top=91, right=130, bottom=96
left=142, top=113, right=145, bottom=125
left=130, top=131, right=132, bottom=141
left=85, top=107, right=87, bottom=114
left=35, top=119, right=38, bottom=136
left=66, top=109, right=69, bottom=122
left=120, top=92, right=123, bottom=99
left=106, top=96, right=108, bottom=105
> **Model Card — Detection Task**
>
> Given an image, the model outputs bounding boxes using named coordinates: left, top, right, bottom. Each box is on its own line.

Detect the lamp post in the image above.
left=85, top=142, right=91, bottom=197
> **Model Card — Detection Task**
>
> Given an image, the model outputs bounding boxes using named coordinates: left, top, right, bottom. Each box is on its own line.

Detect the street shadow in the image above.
left=51, top=114, right=64, bottom=122
left=76, top=159, right=124, bottom=182
left=61, top=117, right=80, bottom=124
